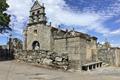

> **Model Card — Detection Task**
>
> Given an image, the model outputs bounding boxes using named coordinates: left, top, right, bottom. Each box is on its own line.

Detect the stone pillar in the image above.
left=87, top=66, right=90, bottom=72
left=98, top=63, right=100, bottom=67
left=95, top=64, right=97, bottom=68
left=93, top=64, right=94, bottom=69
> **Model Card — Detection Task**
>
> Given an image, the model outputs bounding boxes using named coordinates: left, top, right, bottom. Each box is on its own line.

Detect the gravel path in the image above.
left=0, top=61, right=120, bottom=80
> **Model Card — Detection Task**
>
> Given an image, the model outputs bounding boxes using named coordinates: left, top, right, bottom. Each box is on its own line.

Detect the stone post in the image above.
left=87, top=66, right=90, bottom=72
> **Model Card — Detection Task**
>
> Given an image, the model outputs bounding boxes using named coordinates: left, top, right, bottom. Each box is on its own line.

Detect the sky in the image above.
left=0, top=0, right=120, bottom=47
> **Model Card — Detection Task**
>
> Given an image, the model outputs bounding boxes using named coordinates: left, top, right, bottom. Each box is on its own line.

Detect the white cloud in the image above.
left=6, top=0, right=34, bottom=39
left=111, top=43, right=120, bottom=47
left=40, top=0, right=120, bottom=37
left=110, top=29, right=120, bottom=36
left=7, top=0, right=102, bottom=36
left=41, top=0, right=101, bottom=26
left=6, top=0, right=120, bottom=41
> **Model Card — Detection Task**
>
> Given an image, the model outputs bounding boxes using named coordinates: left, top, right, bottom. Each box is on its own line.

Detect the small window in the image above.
left=37, top=11, right=40, bottom=14
left=34, top=30, right=37, bottom=34
left=32, top=12, right=35, bottom=15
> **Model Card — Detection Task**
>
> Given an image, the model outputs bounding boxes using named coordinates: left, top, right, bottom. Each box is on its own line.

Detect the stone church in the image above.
left=23, top=0, right=99, bottom=70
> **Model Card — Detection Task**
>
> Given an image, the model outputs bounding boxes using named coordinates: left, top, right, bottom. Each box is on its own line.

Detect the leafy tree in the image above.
left=0, top=0, right=11, bottom=33
left=13, top=38, right=23, bottom=49
left=7, top=38, right=23, bottom=50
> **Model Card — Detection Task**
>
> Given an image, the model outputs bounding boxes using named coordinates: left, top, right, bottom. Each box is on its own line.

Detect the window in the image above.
left=37, top=11, right=40, bottom=14
left=34, top=30, right=37, bottom=35
left=32, top=12, right=35, bottom=15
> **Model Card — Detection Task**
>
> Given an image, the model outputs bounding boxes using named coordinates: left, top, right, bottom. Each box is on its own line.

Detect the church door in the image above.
left=32, top=41, right=40, bottom=50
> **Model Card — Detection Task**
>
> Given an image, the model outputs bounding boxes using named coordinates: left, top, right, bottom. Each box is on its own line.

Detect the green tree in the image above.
left=0, top=0, right=11, bottom=33
left=7, top=38, right=23, bottom=50
left=13, top=38, right=23, bottom=49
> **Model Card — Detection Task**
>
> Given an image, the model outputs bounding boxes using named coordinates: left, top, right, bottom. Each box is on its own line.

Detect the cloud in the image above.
left=111, top=43, right=120, bottom=47
left=41, top=0, right=111, bottom=35
left=6, top=0, right=34, bottom=39
left=7, top=0, right=103, bottom=37
left=41, top=0, right=100, bottom=26
left=110, top=29, right=120, bottom=36
left=6, top=0, right=120, bottom=43
left=40, top=0, right=120, bottom=37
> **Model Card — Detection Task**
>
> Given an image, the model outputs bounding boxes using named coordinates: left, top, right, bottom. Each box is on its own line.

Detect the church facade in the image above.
left=23, top=1, right=98, bottom=70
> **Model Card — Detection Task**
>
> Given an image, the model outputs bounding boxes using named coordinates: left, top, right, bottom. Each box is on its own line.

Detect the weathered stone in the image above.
left=36, top=59, right=41, bottom=64
left=47, top=51, right=53, bottom=56
left=43, top=58, right=53, bottom=65
left=55, top=57, right=63, bottom=62
left=41, top=53, right=47, bottom=58
left=27, top=58, right=32, bottom=63
left=15, top=50, right=70, bottom=70
left=46, top=55, right=50, bottom=59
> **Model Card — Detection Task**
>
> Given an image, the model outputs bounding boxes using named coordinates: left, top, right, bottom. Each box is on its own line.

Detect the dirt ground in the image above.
left=0, top=61, right=120, bottom=80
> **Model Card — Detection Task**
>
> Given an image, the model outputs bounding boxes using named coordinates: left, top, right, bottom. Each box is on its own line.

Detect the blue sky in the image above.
left=0, top=0, right=120, bottom=47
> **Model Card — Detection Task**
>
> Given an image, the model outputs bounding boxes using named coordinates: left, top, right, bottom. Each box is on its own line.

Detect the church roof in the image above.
left=50, top=26, right=97, bottom=40
left=30, top=0, right=42, bottom=11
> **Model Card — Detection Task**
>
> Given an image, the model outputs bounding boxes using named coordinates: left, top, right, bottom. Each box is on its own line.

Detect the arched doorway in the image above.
left=32, top=41, right=40, bottom=50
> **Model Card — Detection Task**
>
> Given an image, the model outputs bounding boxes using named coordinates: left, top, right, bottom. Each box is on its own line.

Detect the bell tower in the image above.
left=24, top=0, right=52, bottom=51
left=29, top=0, right=47, bottom=25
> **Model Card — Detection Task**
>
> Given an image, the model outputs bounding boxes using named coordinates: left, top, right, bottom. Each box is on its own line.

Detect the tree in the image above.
left=0, top=0, right=11, bottom=33
left=13, top=38, right=23, bottom=50
left=7, top=38, right=23, bottom=50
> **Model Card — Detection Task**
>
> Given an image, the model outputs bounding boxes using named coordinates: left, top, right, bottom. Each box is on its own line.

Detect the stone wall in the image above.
left=53, top=37, right=84, bottom=70
left=25, top=24, right=52, bottom=50
left=114, top=48, right=120, bottom=67
left=15, top=50, right=70, bottom=70
left=53, top=36, right=97, bottom=65
left=98, top=48, right=120, bottom=67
